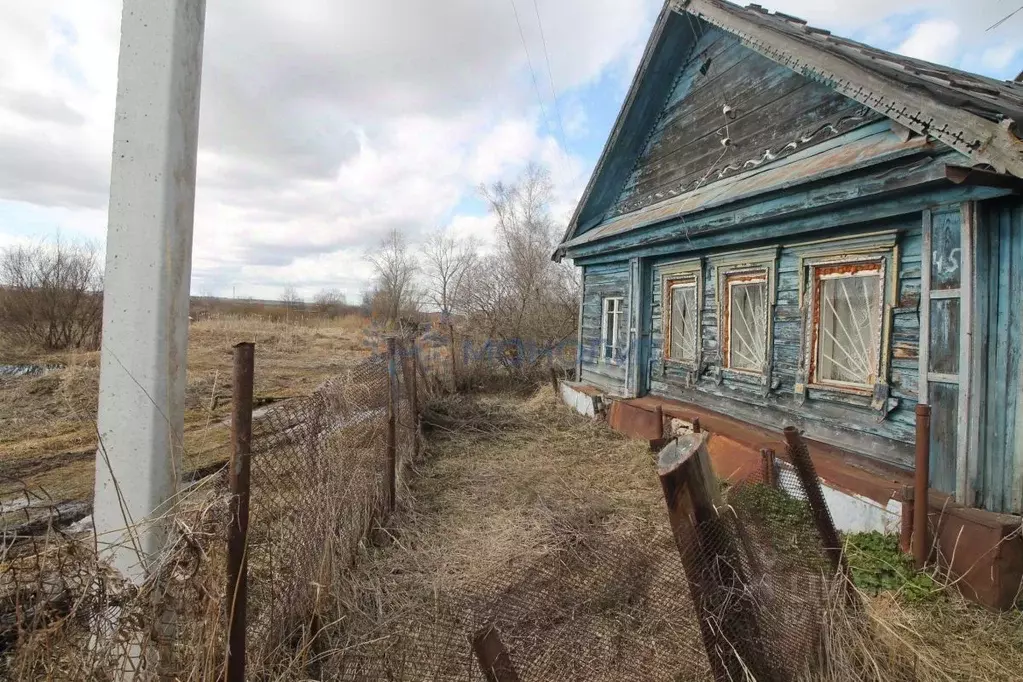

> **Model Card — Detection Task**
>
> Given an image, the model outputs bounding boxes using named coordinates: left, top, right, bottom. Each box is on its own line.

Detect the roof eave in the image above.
left=559, top=1, right=678, bottom=247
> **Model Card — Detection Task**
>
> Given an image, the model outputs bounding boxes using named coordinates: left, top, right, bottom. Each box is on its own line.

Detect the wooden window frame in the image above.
left=807, top=259, right=887, bottom=395
left=791, top=230, right=899, bottom=414
left=660, top=258, right=703, bottom=373
left=722, top=269, right=770, bottom=374
left=919, top=204, right=975, bottom=504
left=600, top=296, right=624, bottom=365
left=709, top=246, right=778, bottom=392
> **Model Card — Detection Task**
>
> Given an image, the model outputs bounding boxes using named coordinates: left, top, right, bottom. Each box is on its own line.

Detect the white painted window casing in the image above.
left=601, top=297, right=624, bottom=364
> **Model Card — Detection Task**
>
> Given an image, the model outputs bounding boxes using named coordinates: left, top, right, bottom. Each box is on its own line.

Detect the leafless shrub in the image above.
left=312, top=287, right=348, bottom=318
left=0, top=239, right=103, bottom=352
left=458, top=164, right=579, bottom=376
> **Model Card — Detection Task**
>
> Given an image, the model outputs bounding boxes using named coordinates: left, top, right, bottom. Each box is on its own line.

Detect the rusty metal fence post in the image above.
left=913, top=404, right=931, bottom=569
left=386, top=337, right=397, bottom=512
left=783, top=427, right=847, bottom=577
left=760, top=448, right=777, bottom=487
left=411, top=341, right=421, bottom=459
left=226, top=342, right=254, bottom=682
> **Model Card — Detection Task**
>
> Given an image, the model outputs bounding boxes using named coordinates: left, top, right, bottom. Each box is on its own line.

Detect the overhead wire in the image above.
left=509, top=0, right=554, bottom=148
left=531, top=0, right=569, bottom=154
left=986, top=4, right=1023, bottom=32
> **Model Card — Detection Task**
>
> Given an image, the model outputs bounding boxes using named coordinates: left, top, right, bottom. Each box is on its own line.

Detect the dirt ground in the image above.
left=0, top=314, right=374, bottom=506
left=332, top=386, right=1023, bottom=681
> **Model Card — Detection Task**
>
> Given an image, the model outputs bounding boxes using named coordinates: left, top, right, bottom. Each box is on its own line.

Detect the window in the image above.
left=667, top=278, right=698, bottom=362
left=812, top=263, right=883, bottom=388
left=601, top=297, right=624, bottom=363
left=723, top=270, right=768, bottom=372
left=793, top=232, right=898, bottom=409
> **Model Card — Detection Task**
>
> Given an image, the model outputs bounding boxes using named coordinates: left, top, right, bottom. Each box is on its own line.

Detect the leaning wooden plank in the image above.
left=471, top=625, right=521, bottom=682
left=657, top=433, right=773, bottom=682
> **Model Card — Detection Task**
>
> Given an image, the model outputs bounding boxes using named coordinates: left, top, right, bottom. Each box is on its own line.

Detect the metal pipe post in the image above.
left=386, top=337, right=397, bottom=511
left=760, top=448, right=776, bottom=487
left=914, top=404, right=932, bottom=569
left=783, top=427, right=848, bottom=577
left=92, top=0, right=207, bottom=582
left=226, top=343, right=254, bottom=682
left=411, top=342, right=421, bottom=459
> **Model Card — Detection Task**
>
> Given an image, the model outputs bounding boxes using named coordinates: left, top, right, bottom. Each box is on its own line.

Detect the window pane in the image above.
left=930, top=211, right=961, bottom=291
left=670, top=285, right=697, bottom=361
left=928, top=297, right=960, bottom=374
left=728, top=280, right=767, bottom=371
left=604, top=305, right=615, bottom=359
left=817, top=274, right=880, bottom=385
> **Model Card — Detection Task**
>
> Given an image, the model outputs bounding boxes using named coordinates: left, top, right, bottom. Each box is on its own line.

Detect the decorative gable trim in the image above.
left=679, top=0, right=1023, bottom=178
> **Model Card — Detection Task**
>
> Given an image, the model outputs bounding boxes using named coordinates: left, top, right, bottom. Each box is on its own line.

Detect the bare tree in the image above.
left=461, top=163, right=579, bottom=374
left=280, top=284, right=304, bottom=323
left=312, top=288, right=347, bottom=318
left=365, top=228, right=420, bottom=326
left=422, top=229, right=477, bottom=386
left=0, top=238, right=104, bottom=351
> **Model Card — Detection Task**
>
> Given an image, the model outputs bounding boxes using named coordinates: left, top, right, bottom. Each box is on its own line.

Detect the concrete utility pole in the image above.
left=93, top=0, right=207, bottom=582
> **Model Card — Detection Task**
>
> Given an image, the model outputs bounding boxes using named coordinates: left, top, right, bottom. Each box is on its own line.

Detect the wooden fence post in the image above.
left=386, top=337, right=397, bottom=512
left=226, top=342, right=254, bottom=682
left=657, top=433, right=770, bottom=682
left=472, top=625, right=521, bottom=682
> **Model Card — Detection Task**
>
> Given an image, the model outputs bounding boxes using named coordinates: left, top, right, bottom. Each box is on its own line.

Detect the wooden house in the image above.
left=555, top=0, right=1023, bottom=539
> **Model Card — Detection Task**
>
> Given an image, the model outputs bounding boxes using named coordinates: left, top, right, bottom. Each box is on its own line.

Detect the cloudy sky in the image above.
left=0, top=1, right=1020, bottom=301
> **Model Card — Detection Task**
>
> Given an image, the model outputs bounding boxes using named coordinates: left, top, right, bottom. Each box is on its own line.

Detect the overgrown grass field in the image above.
left=0, top=314, right=374, bottom=507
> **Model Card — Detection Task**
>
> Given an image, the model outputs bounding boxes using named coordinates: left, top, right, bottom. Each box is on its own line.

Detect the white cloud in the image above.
left=896, top=19, right=961, bottom=63
left=981, top=44, right=1019, bottom=72
left=1, top=0, right=1019, bottom=301
left=0, top=0, right=658, bottom=297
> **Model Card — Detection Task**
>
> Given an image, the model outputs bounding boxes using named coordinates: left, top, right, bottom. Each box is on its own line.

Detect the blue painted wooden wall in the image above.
left=647, top=215, right=921, bottom=468
left=975, top=197, right=1023, bottom=513
left=580, top=262, right=630, bottom=395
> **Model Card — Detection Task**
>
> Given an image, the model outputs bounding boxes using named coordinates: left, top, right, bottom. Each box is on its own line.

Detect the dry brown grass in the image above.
left=1, top=314, right=374, bottom=504
left=327, top=386, right=1023, bottom=681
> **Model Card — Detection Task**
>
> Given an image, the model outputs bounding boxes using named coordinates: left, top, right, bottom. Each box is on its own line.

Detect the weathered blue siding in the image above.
left=647, top=214, right=921, bottom=467
left=612, top=30, right=877, bottom=218
left=975, top=197, right=1023, bottom=513
left=580, top=263, right=630, bottom=395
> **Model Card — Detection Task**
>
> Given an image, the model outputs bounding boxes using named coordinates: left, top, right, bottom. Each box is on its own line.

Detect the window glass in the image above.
left=669, top=283, right=698, bottom=361
left=727, top=276, right=767, bottom=372
left=602, top=297, right=623, bottom=362
left=816, top=271, right=881, bottom=385
left=928, top=297, right=960, bottom=374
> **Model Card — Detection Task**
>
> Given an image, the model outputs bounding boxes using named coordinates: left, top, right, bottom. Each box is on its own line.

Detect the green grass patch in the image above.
left=844, top=531, right=938, bottom=602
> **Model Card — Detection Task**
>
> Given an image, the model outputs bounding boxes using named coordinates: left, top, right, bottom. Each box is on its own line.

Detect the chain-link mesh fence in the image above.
left=305, top=416, right=846, bottom=681
left=3, top=334, right=853, bottom=681
left=244, top=336, right=420, bottom=673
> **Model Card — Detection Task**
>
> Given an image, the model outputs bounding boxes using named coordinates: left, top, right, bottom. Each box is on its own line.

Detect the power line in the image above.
left=531, top=0, right=569, bottom=153
left=509, top=0, right=554, bottom=149
left=986, top=4, right=1023, bottom=31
